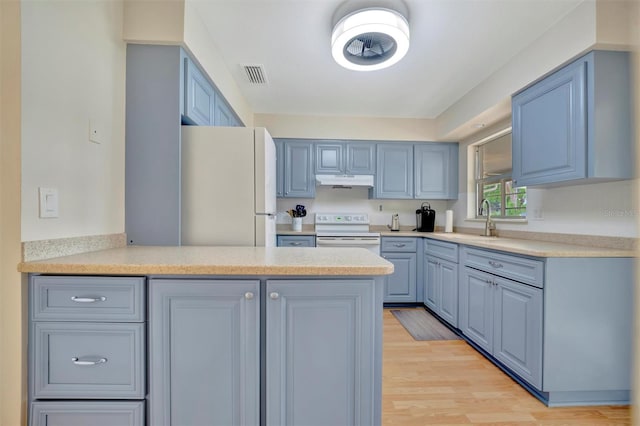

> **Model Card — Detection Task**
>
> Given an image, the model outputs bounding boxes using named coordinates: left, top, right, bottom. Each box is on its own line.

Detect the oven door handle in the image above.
left=316, top=238, right=381, bottom=246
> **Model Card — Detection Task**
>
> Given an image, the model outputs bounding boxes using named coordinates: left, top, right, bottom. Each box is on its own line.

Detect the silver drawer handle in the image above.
left=393, top=243, right=406, bottom=247
left=488, top=261, right=504, bottom=269
left=290, top=242, right=303, bottom=246
left=71, top=357, right=107, bottom=366
left=70, top=296, right=107, bottom=303
left=244, top=292, right=254, bottom=300
left=269, top=292, right=280, bottom=300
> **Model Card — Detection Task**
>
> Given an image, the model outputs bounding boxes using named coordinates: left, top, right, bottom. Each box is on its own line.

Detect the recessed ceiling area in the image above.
left=191, top=0, right=583, bottom=120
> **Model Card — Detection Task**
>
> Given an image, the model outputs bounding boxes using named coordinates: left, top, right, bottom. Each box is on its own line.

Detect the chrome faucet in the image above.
left=480, top=199, right=496, bottom=237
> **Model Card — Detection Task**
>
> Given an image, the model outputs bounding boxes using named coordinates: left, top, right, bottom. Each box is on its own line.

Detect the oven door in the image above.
left=316, top=236, right=381, bottom=255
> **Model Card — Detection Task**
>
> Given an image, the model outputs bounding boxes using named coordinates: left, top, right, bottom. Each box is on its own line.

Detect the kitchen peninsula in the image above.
left=20, top=246, right=393, bottom=426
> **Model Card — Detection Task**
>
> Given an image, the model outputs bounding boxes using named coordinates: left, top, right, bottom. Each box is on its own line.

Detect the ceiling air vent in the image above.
left=242, top=64, right=268, bottom=85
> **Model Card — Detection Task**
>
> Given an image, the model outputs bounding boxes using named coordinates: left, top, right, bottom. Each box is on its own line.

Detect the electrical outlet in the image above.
left=532, top=208, right=544, bottom=220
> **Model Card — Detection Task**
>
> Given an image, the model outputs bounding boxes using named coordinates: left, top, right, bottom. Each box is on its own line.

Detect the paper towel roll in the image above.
left=445, top=210, right=453, bottom=233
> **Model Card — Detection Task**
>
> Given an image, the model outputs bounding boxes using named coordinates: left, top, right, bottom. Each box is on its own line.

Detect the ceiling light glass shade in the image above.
left=331, top=8, right=410, bottom=71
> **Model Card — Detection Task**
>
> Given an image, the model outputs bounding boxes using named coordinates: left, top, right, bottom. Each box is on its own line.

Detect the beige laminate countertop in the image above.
left=377, top=230, right=634, bottom=258
left=18, top=246, right=394, bottom=276
left=276, top=225, right=634, bottom=258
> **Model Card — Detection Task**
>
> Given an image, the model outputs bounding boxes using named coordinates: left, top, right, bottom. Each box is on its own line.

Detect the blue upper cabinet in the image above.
left=315, top=142, right=375, bottom=175
left=184, top=57, right=215, bottom=126
left=215, top=94, right=242, bottom=127
left=184, top=57, right=242, bottom=127
left=414, top=143, right=458, bottom=199
left=283, top=141, right=315, bottom=198
left=512, top=50, right=632, bottom=187
left=315, top=143, right=344, bottom=174
left=346, top=143, right=375, bottom=174
left=374, top=143, right=414, bottom=199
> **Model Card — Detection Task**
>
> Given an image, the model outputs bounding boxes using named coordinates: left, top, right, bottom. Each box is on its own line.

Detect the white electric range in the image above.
left=314, top=213, right=381, bottom=255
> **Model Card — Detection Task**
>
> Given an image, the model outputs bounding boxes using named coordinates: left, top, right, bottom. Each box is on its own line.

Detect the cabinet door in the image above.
left=214, top=96, right=240, bottom=126
left=284, top=142, right=315, bottom=198
left=315, top=143, right=344, bottom=174
left=277, top=235, right=315, bottom=247
left=148, top=280, right=259, bottom=426
left=31, top=401, right=144, bottom=426
left=512, top=58, right=587, bottom=186
left=493, top=277, right=543, bottom=390
left=459, top=267, right=494, bottom=353
left=275, top=140, right=284, bottom=197
left=346, top=143, right=375, bottom=175
left=374, top=144, right=413, bottom=199
left=266, top=280, right=377, bottom=426
left=381, top=252, right=417, bottom=303
left=184, top=57, right=215, bottom=126
left=414, top=143, right=458, bottom=200
left=438, top=259, right=458, bottom=327
left=423, top=256, right=438, bottom=311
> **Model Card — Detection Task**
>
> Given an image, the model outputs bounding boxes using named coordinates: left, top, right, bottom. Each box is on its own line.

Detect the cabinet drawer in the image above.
left=425, top=239, right=458, bottom=263
left=30, top=401, right=144, bottom=426
left=33, top=322, right=145, bottom=399
left=277, top=235, right=315, bottom=247
left=381, top=237, right=417, bottom=252
left=461, top=246, right=544, bottom=288
left=31, top=276, right=145, bottom=322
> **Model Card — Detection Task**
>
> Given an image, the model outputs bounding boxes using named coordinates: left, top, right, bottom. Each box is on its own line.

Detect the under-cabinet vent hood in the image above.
left=316, top=174, right=374, bottom=188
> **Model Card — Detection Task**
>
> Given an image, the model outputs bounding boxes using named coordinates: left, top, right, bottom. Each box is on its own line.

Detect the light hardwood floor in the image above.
left=382, top=309, right=632, bottom=425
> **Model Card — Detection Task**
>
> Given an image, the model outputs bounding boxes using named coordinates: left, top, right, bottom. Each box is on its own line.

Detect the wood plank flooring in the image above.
left=382, top=308, right=632, bottom=425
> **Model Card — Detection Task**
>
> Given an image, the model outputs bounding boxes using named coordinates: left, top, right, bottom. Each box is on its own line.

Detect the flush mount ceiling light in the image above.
left=331, top=5, right=410, bottom=72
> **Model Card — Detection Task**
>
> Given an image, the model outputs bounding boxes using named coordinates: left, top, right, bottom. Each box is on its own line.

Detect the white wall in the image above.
left=256, top=113, right=438, bottom=141
left=436, top=1, right=597, bottom=141
left=277, top=186, right=449, bottom=229
left=450, top=120, right=638, bottom=238
left=21, top=0, right=126, bottom=241
left=183, top=1, right=254, bottom=127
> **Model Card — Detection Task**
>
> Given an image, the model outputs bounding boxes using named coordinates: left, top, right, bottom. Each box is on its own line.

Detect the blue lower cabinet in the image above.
left=277, top=235, right=315, bottom=247
left=459, top=265, right=542, bottom=389
left=149, top=279, right=260, bottom=426
left=381, top=252, right=417, bottom=302
left=266, top=279, right=380, bottom=426
left=30, top=401, right=144, bottom=426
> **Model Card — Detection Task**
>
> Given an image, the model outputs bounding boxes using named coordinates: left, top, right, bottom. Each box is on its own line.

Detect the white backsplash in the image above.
left=276, top=186, right=450, bottom=229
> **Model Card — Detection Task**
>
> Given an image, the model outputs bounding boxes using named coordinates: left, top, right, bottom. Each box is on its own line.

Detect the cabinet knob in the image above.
left=244, top=292, right=254, bottom=300
left=269, top=292, right=280, bottom=300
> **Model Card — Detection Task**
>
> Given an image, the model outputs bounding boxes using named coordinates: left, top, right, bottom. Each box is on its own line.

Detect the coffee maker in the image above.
left=416, top=202, right=436, bottom=232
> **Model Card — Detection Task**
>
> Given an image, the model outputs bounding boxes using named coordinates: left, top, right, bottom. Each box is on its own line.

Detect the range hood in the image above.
left=316, top=174, right=374, bottom=188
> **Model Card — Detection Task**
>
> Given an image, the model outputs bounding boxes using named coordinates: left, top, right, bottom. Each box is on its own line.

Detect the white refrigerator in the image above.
left=181, top=126, right=277, bottom=247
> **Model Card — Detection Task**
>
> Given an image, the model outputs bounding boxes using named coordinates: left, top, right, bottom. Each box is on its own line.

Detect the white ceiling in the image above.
left=192, top=0, right=583, bottom=120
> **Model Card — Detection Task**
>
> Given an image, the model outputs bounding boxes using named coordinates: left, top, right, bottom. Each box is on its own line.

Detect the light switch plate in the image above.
left=39, top=187, right=59, bottom=218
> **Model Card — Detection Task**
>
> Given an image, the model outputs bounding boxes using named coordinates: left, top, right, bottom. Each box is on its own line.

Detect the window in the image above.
left=475, top=131, right=526, bottom=219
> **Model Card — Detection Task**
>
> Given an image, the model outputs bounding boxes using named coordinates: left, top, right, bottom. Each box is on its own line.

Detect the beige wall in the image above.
left=123, top=0, right=184, bottom=44
left=122, top=0, right=255, bottom=127
left=183, top=1, right=254, bottom=127
left=255, top=113, right=439, bottom=141
left=21, top=0, right=126, bottom=241
left=1, top=0, right=26, bottom=424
